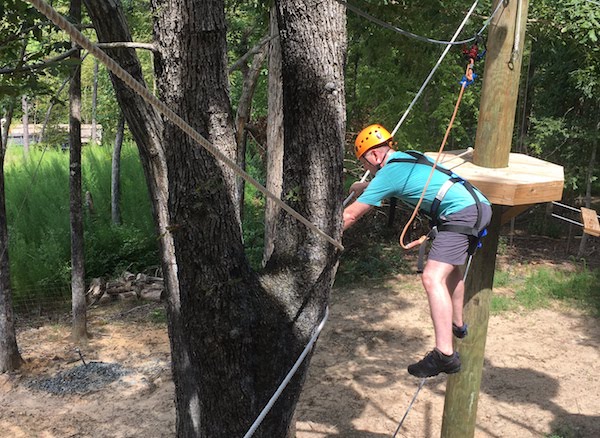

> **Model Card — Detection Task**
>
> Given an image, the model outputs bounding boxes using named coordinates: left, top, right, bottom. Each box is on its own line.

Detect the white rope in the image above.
left=390, top=0, right=480, bottom=137
left=389, top=0, right=506, bottom=137
left=335, top=0, right=478, bottom=46
left=391, top=378, right=426, bottom=437
left=25, top=0, right=343, bottom=251
left=243, top=307, right=329, bottom=438
left=510, top=0, right=524, bottom=69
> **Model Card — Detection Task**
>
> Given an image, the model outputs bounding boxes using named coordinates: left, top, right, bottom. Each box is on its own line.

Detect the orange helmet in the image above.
left=354, top=124, right=392, bottom=159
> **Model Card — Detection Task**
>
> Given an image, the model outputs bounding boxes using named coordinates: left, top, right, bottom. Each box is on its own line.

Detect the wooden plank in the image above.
left=581, top=207, right=600, bottom=237
left=500, top=204, right=533, bottom=225
left=426, top=150, right=564, bottom=206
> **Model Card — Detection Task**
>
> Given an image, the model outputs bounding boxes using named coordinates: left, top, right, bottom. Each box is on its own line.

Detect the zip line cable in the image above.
left=335, top=0, right=478, bottom=45
left=390, top=0, right=481, bottom=137
left=337, top=0, right=504, bottom=50
left=25, top=0, right=343, bottom=251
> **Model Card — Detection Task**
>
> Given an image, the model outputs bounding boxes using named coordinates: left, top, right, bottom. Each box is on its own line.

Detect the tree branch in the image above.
left=228, top=34, right=275, bottom=73
left=0, top=41, right=156, bottom=75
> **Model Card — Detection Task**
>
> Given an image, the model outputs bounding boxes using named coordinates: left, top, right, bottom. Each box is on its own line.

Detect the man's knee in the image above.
left=421, top=260, right=453, bottom=290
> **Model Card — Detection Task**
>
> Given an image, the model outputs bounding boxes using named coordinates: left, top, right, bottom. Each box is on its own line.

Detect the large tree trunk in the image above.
left=262, top=6, right=284, bottom=267
left=86, top=0, right=345, bottom=435
left=111, top=112, right=125, bottom=225
left=83, top=0, right=178, bottom=333
left=69, top=0, right=87, bottom=341
left=0, top=102, right=22, bottom=373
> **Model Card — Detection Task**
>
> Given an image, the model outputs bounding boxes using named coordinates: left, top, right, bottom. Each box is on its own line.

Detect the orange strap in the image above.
left=399, top=59, right=474, bottom=250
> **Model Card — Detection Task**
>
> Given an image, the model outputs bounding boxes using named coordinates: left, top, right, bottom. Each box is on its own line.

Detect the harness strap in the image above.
left=387, top=151, right=488, bottom=267
left=387, top=152, right=484, bottom=237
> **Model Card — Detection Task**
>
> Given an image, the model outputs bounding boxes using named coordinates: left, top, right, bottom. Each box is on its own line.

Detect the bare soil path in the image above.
left=1, top=269, right=598, bottom=437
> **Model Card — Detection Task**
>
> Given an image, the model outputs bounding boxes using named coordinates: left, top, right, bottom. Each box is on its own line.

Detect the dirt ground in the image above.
left=1, top=244, right=599, bottom=437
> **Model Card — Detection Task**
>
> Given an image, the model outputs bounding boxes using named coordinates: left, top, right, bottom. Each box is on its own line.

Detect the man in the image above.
left=343, top=124, right=492, bottom=378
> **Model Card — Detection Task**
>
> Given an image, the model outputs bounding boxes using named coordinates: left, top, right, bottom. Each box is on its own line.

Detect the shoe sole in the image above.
left=408, top=365, right=461, bottom=378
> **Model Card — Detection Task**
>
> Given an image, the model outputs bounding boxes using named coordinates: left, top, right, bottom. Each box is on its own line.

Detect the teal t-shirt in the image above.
left=357, top=151, right=490, bottom=219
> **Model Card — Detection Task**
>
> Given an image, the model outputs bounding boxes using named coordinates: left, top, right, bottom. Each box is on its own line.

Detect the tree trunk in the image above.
left=86, top=0, right=346, bottom=435
left=1, top=101, right=15, bottom=154
left=22, top=95, right=30, bottom=155
left=40, top=77, right=70, bottom=143
left=0, top=102, right=22, bottom=373
left=577, top=131, right=598, bottom=258
left=83, top=0, right=177, bottom=319
left=69, top=0, right=87, bottom=342
left=91, top=58, right=99, bottom=144
left=235, top=45, right=268, bottom=219
left=262, top=6, right=284, bottom=267
left=111, top=112, right=125, bottom=225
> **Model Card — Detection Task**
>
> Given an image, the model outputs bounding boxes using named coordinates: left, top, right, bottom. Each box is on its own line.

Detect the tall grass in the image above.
left=4, top=143, right=158, bottom=303
left=491, top=266, right=600, bottom=316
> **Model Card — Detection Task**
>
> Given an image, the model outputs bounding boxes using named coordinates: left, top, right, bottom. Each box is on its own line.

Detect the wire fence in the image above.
left=12, top=283, right=72, bottom=320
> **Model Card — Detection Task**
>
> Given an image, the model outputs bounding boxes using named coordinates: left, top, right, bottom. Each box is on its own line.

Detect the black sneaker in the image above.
left=407, top=348, right=461, bottom=378
left=452, top=323, right=468, bottom=339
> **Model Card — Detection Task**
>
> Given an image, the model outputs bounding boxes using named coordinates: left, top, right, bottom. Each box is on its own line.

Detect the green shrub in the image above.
left=5, top=143, right=157, bottom=300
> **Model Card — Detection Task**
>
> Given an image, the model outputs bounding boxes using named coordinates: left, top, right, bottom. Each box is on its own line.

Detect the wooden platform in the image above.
left=581, top=207, right=600, bottom=237
left=425, top=149, right=564, bottom=206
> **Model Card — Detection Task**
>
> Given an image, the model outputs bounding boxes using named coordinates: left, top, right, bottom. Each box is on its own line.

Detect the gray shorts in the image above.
left=428, top=203, right=493, bottom=266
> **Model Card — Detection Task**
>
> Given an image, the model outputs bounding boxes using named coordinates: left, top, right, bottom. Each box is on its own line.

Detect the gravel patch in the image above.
left=27, top=362, right=130, bottom=395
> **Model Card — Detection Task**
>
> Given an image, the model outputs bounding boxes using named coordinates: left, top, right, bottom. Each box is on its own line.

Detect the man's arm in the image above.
left=343, top=200, right=372, bottom=231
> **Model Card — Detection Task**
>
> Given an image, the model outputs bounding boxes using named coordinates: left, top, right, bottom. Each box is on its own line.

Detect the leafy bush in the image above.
left=5, top=143, right=158, bottom=301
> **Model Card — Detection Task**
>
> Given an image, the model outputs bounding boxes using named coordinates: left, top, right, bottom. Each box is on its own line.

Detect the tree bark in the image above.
left=235, top=45, right=268, bottom=219
left=86, top=0, right=346, bottom=435
left=111, top=112, right=125, bottom=225
left=262, top=6, right=284, bottom=267
left=69, top=0, right=87, bottom=341
left=22, top=95, right=30, bottom=155
left=0, top=102, right=22, bottom=373
left=91, top=58, right=99, bottom=144
left=577, top=131, right=597, bottom=258
left=83, top=0, right=177, bottom=338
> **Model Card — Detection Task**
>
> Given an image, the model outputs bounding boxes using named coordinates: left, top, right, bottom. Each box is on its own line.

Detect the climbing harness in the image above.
left=25, top=0, right=343, bottom=252
left=391, top=378, right=426, bottom=437
left=386, top=151, right=486, bottom=272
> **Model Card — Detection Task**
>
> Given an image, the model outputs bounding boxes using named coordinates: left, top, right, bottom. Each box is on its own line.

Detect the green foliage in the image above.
left=5, top=142, right=158, bottom=300
left=346, top=0, right=486, bottom=151
left=149, top=307, right=167, bottom=323
left=335, top=207, right=413, bottom=285
left=546, top=424, right=583, bottom=438
left=241, top=147, right=266, bottom=269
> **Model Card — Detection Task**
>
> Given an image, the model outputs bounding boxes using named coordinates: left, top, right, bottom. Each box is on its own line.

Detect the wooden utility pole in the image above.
left=441, top=1, right=530, bottom=436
